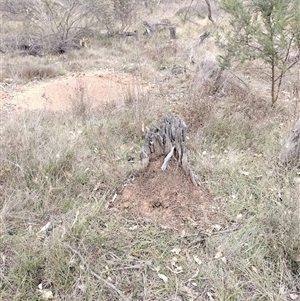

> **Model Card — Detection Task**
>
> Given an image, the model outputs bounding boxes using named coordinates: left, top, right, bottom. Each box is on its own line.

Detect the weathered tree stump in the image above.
left=280, top=117, right=300, bottom=166
left=140, top=116, right=200, bottom=185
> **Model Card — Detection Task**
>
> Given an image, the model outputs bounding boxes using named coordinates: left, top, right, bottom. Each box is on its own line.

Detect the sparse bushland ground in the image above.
left=1, top=1, right=300, bottom=300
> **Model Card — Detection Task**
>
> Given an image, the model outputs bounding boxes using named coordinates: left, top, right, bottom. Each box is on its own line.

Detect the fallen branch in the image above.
left=204, top=0, right=215, bottom=24
left=90, top=270, right=130, bottom=301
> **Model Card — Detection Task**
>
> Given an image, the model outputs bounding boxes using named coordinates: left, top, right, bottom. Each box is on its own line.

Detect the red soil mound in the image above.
left=114, top=158, right=224, bottom=230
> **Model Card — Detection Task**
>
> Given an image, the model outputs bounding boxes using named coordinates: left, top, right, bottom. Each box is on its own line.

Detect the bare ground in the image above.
left=114, top=158, right=224, bottom=230
left=1, top=71, right=147, bottom=112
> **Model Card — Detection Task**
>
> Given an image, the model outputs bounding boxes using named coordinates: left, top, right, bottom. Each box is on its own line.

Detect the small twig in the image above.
left=204, top=0, right=215, bottom=24
left=143, top=265, right=148, bottom=301
left=206, top=227, right=239, bottom=236
left=90, top=270, right=130, bottom=301
left=161, top=146, right=175, bottom=170
left=0, top=158, right=25, bottom=178
left=64, top=243, right=86, bottom=264
left=0, top=84, right=7, bottom=92
left=184, top=0, right=195, bottom=21
left=173, top=274, right=179, bottom=301
left=110, top=265, right=144, bottom=271
left=226, top=69, right=249, bottom=89
left=71, top=210, right=79, bottom=229
left=64, top=243, right=130, bottom=301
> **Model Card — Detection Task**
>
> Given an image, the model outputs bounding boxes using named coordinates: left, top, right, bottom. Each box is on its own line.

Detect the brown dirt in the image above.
left=2, top=71, right=147, bottom=112
left=114, top=158, right=224, bottom=230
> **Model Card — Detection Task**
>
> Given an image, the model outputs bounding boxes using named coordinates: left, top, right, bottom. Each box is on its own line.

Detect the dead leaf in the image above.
left=214, top=251, right=223, bottom=259
left=279, top=286, right=285, bottom=295
left=251, top=266, right=258, bottom=273
left=111, top=193, right=117, bottom=202
left=191, top=269, right=199, bottom=278
left=38, top=284, right=54, bottom=300
left=128, top=225, right=138, bottom=231
left=78, top=284, right=86, bottom=292
left=240, top=170, right=249, bottom=176
left=213, top=224, right=222, bottom=231
left=167, top=263, right=183, bottom=274
left=207, top=292, right=214, bottom=301
left=42, top=290, right=54, bottom=300
left=193, top=255, right=202, bottom=265
left=289, top=293, right=299, bottom=300
left=171, top=247, right=181, bottom=255
left=40, top=222, right=52, bottom=232
left=171, top=256, right=178, bottom=265
left=236, top=214, right=243, bottom=220
left=294, top=252, right=300, bottom=262
left=187, top=217, right=198, bottom=227
left=158, top=273, right=168, bottom=283
left=221, top=257, right=227, bottom=264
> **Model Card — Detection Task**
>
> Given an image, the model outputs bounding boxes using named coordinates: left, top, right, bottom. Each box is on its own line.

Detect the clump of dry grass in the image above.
left=0, top=57, right=64, bottom=83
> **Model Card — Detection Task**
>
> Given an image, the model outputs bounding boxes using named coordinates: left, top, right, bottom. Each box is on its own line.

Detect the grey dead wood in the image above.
left=123, top=30, right=139, bottom=40
left=198, top=31, right=210, bottom=46
left=140, top=116, right=200, bottom=186
left=280, top=117, right=300, bottom=166
left=204, top=0, right=215, bottom=24
left=169, top=26, right=177, bottom=39
left=142, top=21, right=154, bottom=35
left=142, top=19, right=176, bottom=39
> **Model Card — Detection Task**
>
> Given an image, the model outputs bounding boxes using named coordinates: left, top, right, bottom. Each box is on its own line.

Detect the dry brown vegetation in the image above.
left=0, top=0, right=300, bottom=300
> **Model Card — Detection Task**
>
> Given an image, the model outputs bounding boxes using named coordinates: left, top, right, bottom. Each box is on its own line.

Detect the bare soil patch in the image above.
left=3, top=71, right=147, bottom=112
left=115, top=158, right=224, bottom=230
left=0, top=70, right=148, bottom=133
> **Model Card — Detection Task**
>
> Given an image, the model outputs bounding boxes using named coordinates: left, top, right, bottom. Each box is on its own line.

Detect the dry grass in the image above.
left=0, top=57, right=64, bottom=83
left=1, top=2, right=300, bottom=300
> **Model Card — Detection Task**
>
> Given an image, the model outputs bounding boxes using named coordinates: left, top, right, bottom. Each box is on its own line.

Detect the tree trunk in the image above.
left=271, top=59, right=276, bottom=106
left=280, top=117, right=300, bottom=166
left=140, top=116, right=200, bottom=185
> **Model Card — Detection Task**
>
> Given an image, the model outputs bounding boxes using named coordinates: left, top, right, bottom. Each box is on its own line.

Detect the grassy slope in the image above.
left=1, top=3, right=300, bottom=301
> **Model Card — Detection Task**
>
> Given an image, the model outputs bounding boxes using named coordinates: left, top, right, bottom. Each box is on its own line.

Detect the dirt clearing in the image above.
left=1, top=71, right=147, bottom=114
